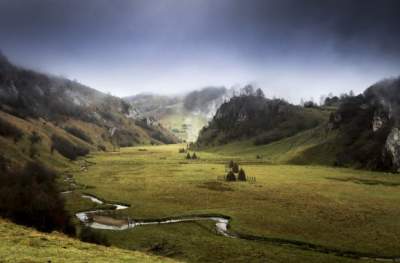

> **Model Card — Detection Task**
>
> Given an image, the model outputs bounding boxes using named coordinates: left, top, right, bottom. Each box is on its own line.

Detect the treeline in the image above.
left=51, top=134, right=89, bottom=160
left=197, top=87, right=324, bottom=147
left=0, top=159, right=75, bottom=235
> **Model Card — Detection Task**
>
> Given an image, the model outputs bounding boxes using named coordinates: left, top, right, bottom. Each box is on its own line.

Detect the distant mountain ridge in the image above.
left=0, top=51, right=177, bottom=167
left=124, top=86, right=234, bottom=141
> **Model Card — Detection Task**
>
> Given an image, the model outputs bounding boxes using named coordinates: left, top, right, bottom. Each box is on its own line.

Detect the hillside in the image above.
left=0, top=52, right=177, bottom=168
left=198, top=77, right=400, bottom=173
left=327, top=77, right=400, bottom=172
left=125, top=87, right=232, bottom=142
left=196, top=92, right=328, bottom=147
left=0, top=218, right=177, bottom=263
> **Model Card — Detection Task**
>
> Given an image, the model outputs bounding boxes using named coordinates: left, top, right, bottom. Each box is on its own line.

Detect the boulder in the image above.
left=385, top=128, right=400, bottom=172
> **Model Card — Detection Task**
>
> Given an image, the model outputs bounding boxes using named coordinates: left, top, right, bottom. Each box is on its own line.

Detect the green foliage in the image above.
left=0, top=117, right=23, bottom=142
left=97, top=144, right=106, bottom=151
left=226, top=171, right=236, bottom=181
left=197, top=95, right=325, bottom=147
left=79, top=226, right=110, bottom=247
left=329, top=77, right=400, bottom=171
left=64, top=126, right=93, bottom=144
left=178, top=148, right=186, bottom=153
left=51, top=134, right=89, bottom=160
left=28, top=131, right=41, bottom=145
left=238, top=168, right=246, bottom=181
left=0, top=162, right=75, bottom=235
left=232, top=162, right=239, bottom=173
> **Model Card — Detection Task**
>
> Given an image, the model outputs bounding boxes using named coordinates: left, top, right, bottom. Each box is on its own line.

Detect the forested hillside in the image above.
left=197, top=78, right=400, bottom=173
left=0, top=51, right=177, bottom=168
left=197, top=87, right=327, bottom=147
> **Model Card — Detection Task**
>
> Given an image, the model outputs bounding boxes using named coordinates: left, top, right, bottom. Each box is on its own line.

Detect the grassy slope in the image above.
left=0, top=110, right=88, bottom=170
left=66, top=144, right=400, bottom=262
left=0, top=218, right=177, bottom=263
left=203, top=125, right=340, bottom=166
left=158, top=105, right=208, bottom=142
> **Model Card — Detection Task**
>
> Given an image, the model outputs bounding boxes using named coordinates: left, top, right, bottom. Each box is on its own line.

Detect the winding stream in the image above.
left=75, top=193, right=233, bottom=237
left=66, top=170, right=400, bottom=262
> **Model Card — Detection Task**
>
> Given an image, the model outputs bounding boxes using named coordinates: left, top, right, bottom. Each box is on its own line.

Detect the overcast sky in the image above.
left=1, top=0, right=399, bottom=102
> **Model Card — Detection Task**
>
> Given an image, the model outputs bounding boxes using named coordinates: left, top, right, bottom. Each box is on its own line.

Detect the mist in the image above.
left=0, top=0, right=399, bottom=103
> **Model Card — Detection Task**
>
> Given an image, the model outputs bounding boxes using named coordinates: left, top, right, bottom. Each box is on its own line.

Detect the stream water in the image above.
left=75, top=193, right=233, bottom=236
left=66, top=170, right=400, bottom=261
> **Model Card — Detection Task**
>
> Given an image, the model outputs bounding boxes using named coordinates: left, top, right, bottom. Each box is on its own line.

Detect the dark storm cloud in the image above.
left=0, top=0, right=399, bottom=100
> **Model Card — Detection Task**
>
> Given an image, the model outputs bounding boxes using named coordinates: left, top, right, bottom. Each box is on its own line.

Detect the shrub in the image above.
left=192, top=152, right=197, bottom=159
left=226, top=171, right=236, bottom=181
left=79, top=226, right=110, bottom=246
left=0, top=117, right=23, bottom=142
left=51, top=134, right=89, bottom=160
left=0, top=162, right=75, bottom=235
left=0, top=155, right=9, bottom=172
left=232, top=162, right=239, bottom=173
left=238, top=168, right=247, bottom=181
left=64, top=126, right=92, bottom=144
left=29, top=145, right=39, bottom=158
left=28, top=131, right=42, bottom=145
left=97, top=144, right=106, bottom=151
left=186, top=153, right=191, bottom=159
left=178, top=148, right=186, bottom=153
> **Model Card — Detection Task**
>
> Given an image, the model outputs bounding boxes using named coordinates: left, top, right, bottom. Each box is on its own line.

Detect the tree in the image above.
left=238, top=168, right=246, bottom=181
left=186, top=153, right=191, bottom=159
left=232, top=162, right=239, bottom=173
left=192, top=152, right=197, bottom=159
left=241, top=84, right=255, bottom=96
left=226, top=171, right=236, bottom=181
left=256, top=88, right=265, bottom=98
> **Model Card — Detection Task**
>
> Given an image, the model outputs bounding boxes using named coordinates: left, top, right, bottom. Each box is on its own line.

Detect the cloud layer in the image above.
left=0, top=0, right=399, bottom=102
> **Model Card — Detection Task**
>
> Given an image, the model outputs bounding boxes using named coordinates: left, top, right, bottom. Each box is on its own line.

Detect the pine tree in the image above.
left=232, top=162, right=239, bottom=173
left=238, top=168, right=246, bottom=181
left=226, top=171, right=236, bottom=181
left=186, top=153, right=191, bottom=159
left=192, top=152, right=197, bottom=159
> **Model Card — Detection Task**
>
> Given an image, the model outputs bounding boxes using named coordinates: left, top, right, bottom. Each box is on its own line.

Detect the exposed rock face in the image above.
left=372, top=111, right=388, bottom=132
left=385, top=128, right=400, bottom=172
left=372, top=116, right=384, bottom=132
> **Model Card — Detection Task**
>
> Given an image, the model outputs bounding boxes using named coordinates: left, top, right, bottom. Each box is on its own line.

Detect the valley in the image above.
left=1, top=2, right=400, bottom=262
left=61, top=144, right=400, bottom=262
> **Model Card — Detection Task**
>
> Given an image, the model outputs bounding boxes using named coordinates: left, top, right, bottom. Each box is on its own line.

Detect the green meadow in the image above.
left=65, top=144, right=400, bottom=262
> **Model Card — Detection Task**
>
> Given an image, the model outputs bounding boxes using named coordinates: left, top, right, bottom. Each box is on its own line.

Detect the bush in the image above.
left=28, top=131, right=42, bottom=145
left=79, top=226, right=110, bottom=246
left=232, top=163, right=239, bottom=173
left=64, top=126, right=92, bottom=144
left=97, top=144, right=106, bottom=151
left=0, top=117, right=23, bottom=142
left=186, top=153, right=191, bottom=159
left=51, top=134, right=89, bottom=160
left=0, top=162, right=75, bottom=235
left=192, top=153, right=197, bottom=159
left=238, top=168, right=247, bottom=181
left=226, top=171, right=236, bottom=181
left=178, top=148, right=186, bottom=153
